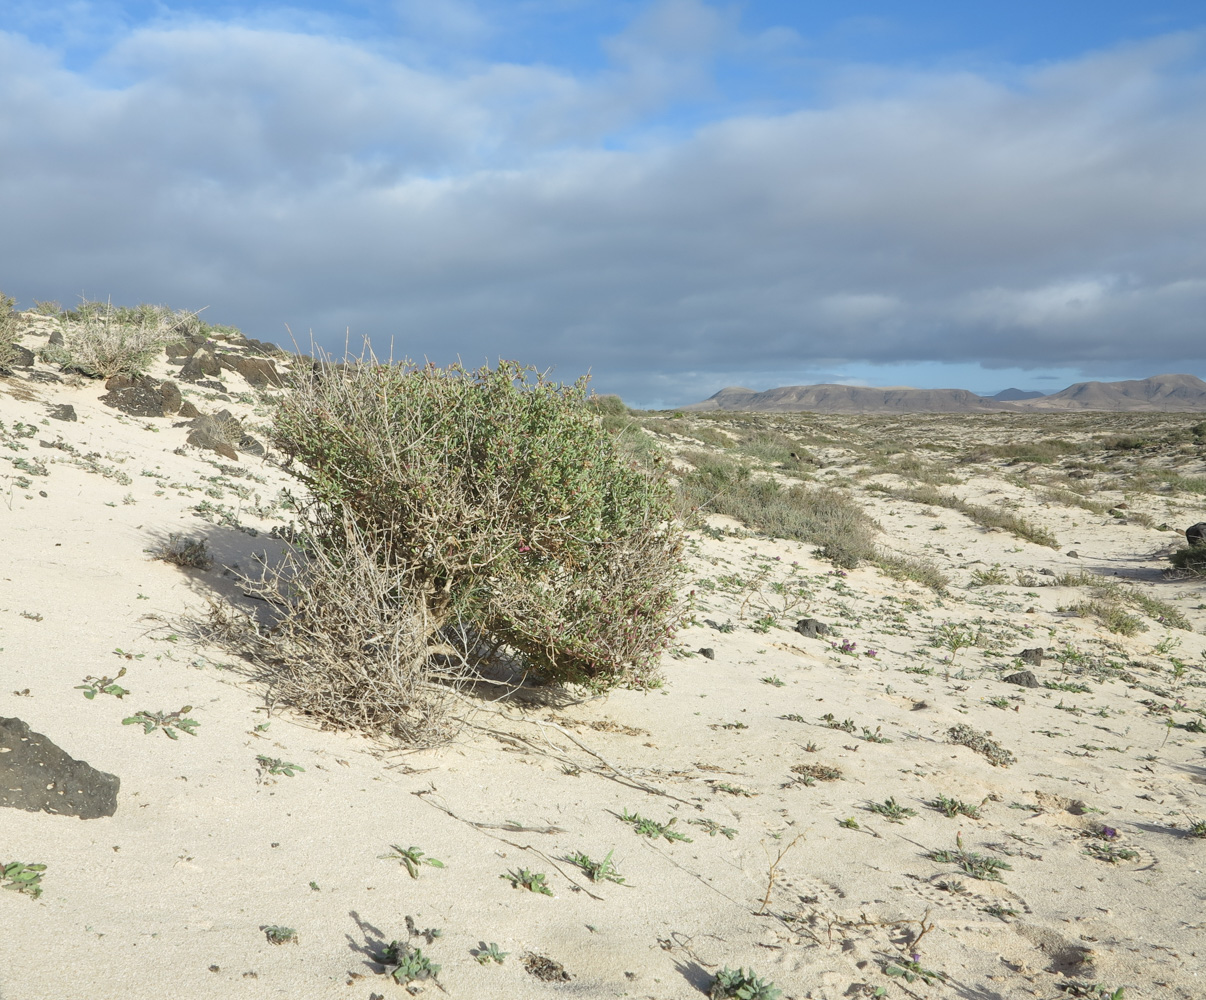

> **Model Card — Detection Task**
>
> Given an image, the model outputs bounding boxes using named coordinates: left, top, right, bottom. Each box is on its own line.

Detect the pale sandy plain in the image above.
left=1, top=318, right=1205, bottom=1000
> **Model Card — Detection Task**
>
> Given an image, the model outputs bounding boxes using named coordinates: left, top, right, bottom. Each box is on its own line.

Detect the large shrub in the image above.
left=270, top=359, right=687, bottom=692
left=0, top=292, right=20, bottom=371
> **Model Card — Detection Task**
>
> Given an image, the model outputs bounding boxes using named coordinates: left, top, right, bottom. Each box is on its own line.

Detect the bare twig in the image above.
left=757, top=834, right=804, bottom=915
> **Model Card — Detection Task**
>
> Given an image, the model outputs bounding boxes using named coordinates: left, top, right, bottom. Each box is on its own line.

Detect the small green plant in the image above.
left=1186, top=817, right=1206, bottom=838
left=982, top=904, right=1019, bottom=919
left=884, top=956, right=946, bottom=986
left=838, top=817, right=860, bottom=829
left=860, top=726, right=892, bottom=743
left=262, top=925, right=297, bottom=945
left=383, top=940, right=441, bottom=985
left=969, top=564, right=1008, bottom=587
left=934, top=622, right=977, bottom=661
left=255, top=755, right=304, bottom=777
left=565, top=849, right=626, bottom=884
left=760, top=675, right=785, bottom=687
left=688, top=818, right=738, bottom=839
left=711, top=781, right=756, bottom=797
left=619, top=808, right=693, bottom=843
left=76, top=667, right=129, bottom=699
left=986, top=696, right=1011, bottom=709
left=379, top=845, right=445, bottom=878
left=1083, top=842, right=1139, bottom=863
left=1056, top=984, right=1125, bottom=1000
left=820, top=712, right=856, bottom=733
left=947, top=723, right=1016, bottom=767
left=780, top=713, right=806, bottom=723
left=502, top=868, right=553, bottom=895
left=927, top=833, right=1012, bottom=882
left=1, top=861, right=47, bottom=899
left=931, top=794, right=982, bottom=819
left=122, top=706, right=198, bottom=739
left=709, top=966, right=782, bottom=1000
left=474, top=942, right=509, bottom=965
left=867, top=798, right=916, bottom=823
left=112, top=648, right=144, bottom=660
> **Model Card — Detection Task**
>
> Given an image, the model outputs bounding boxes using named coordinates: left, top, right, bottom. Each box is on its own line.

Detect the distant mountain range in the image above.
left=682, top=374, right=1206, bottom=414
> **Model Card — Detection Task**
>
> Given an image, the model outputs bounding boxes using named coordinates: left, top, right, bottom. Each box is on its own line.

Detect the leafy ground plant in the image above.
left=379, top=845, right=444, bottom=878
left=791, top=762, right=842, bottom=782
left=473, top=942, right=508, bottom=965
left=1083, top=842, right=1139, bottom=863
left=709, top=966, right=782, bottom=1000
left=932, top=794, right=982, bottom=819
left=383, top=940, right=440, bottom=985
left=867, top=798, right=916, bottom=823
left=688, top=818, right=738, bottom=839
left=76, top=667, right=129, bottom=699
left=502, top=868, right=553, bottom=895
left=122, top=706, right=198, bottom=739
left=1, top=861, right=47, bottom=899
left=566, top=849, right=626, bottom=884
left=947, top=724, right=1016, bottom=767
left=262, top=925, right=297, bottom=945
left=884, top=956, right=946, bottom=986
left=927, top=834, right=1013, bottom=882
left=255, top=755, right=304, bottom=777
left=619, top=808, right=693, bottom=843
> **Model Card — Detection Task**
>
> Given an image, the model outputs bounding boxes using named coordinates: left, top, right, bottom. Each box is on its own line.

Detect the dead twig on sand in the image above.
left=757, top=834, right=804, bottom=915
left=412, top=787, right=603, bottom=900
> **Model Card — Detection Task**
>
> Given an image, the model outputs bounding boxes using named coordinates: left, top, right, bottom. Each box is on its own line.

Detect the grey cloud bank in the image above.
left=2, top=16, right=1205, bottom=408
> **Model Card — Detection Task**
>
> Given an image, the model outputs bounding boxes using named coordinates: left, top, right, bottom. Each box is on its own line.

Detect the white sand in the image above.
left=1, top=326, right=1204, bottom=999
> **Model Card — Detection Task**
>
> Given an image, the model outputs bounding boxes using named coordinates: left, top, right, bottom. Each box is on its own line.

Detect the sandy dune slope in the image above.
left=2, top=322, right=1205, bottom=1000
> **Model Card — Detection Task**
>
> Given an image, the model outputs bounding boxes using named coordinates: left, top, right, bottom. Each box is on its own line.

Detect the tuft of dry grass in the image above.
left=206, top=511, right=466, bottom=747
left=149, top=534, right=213, bottom=569
left=887, top=485, right=1058, bottom=548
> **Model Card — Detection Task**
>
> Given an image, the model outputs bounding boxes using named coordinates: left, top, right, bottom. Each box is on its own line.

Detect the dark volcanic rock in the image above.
left=217, top=353, right=283, bottom=388
left=179, top=347, right=221, bottom=381
left=1187, top=522, right=1206, bottom=546
left=0, top=717, right=119, bottom=819
left=47, top=403, right=77, bottom=421
left=99, top=376, right=181, bottom=418
left=8, top=345, right=35, bottom=369
left=1003, top=670, right=1040, bottom=688
left=794, top=618, right=831, bottom=639
left=159, top=380, right=182, bottom=415
left=1019, top=647, right=1044, bottom=666
left=187, top=409, right=244, bottom=460
left=698, top=647, right=715, bottom=660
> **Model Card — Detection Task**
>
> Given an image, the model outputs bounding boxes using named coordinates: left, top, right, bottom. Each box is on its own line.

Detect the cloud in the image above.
left=0, top=11, right=1204, bottom=407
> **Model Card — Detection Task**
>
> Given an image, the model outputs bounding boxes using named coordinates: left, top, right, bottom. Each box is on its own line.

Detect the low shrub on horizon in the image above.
left=678, top=449, right=878, bottom=568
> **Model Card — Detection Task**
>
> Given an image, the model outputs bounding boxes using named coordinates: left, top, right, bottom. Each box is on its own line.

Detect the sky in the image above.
left=2, top=1, right=1205, bottom=407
